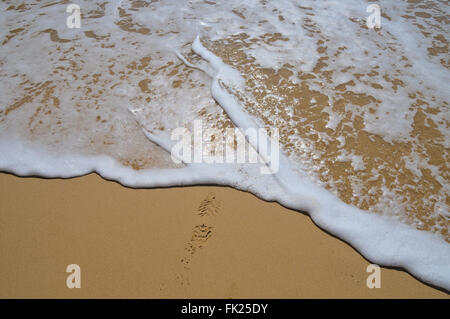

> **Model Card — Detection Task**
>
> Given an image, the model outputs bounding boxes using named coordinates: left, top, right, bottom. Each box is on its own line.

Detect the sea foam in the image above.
left=0, top=0, right=449, bottom=290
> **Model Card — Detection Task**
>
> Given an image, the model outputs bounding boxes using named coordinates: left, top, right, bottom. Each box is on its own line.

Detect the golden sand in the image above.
left=0, top=1, right=448, bottom=298
left=0, top=172, right=447, bottom=298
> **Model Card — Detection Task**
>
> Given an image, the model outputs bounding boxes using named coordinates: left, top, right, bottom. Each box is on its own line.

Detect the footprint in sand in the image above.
left=177, top=192, right=222, bottom=286
left=197, top=192, right=221, bottom=217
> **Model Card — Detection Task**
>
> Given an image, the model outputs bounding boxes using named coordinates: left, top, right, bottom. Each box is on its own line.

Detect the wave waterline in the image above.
left=0, top=0, right=449, bottom=290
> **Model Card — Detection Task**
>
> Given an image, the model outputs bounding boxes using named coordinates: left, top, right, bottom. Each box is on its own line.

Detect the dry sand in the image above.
left=0, top=172, right=448, bottom=298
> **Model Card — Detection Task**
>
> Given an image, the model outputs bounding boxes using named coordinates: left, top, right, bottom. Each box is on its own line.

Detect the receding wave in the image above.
left=0, top=0, right=449, bottom=290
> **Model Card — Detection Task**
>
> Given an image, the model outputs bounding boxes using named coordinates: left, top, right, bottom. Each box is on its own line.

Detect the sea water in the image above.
left=0, top=0, right=449, bottom=290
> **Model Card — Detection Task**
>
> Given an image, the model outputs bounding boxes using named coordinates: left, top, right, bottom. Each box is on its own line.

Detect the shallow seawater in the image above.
left=0, top=1, right=449, bottom=289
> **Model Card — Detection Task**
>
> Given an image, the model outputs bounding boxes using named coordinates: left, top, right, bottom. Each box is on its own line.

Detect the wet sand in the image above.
left=0, top=172, right=447, bottom=298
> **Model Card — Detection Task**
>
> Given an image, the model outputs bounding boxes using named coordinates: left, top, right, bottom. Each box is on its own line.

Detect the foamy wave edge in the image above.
left=0, top=36, right=449, bottom=292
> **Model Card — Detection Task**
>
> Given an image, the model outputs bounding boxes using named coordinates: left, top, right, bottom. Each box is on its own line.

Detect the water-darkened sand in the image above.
left=0, top=173, right=447, bottom=298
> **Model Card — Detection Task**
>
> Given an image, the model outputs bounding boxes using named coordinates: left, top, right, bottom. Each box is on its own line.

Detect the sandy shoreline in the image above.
left=0, top=172, right=447, bottom=298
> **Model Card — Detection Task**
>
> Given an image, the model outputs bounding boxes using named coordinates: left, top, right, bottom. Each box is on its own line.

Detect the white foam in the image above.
left=1, top=124, right=449, bottom=291
left=189, top=39, right=450, bottom=290
left=0, top=0, right=449, bottom=291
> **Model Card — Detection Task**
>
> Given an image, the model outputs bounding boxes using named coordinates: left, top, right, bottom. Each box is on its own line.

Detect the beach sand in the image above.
left=0, top=172, right=447, bottom=298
